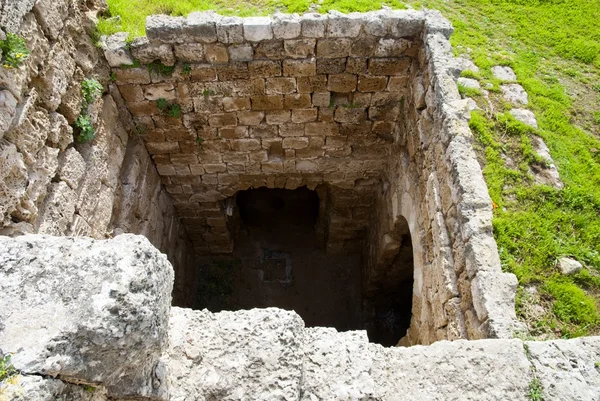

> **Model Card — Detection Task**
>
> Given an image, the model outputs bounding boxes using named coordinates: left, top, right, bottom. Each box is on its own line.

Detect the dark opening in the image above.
left=237, top=187, right=319, bottom=229
left=364, top=235, right=414, bottom=346
left=193, top=186, right=414, bottom=346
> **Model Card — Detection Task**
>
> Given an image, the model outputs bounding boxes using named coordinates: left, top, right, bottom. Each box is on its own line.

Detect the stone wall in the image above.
left=0, top=0, right=197, bottom=305
left=107, top=9, right=519, bottom=344
left=366, top=23, right=520, bottom=343
left=108, top=10, right=431, bottom=254
left=1, top=235, right=598, bottom=401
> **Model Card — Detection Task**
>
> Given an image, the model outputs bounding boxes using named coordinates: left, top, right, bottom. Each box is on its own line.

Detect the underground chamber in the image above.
left=184, top=185, right=414, bottom=346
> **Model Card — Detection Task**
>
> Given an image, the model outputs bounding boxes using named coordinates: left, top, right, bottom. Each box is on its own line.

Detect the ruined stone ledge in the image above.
left=1, top=234, right=597, bottom=401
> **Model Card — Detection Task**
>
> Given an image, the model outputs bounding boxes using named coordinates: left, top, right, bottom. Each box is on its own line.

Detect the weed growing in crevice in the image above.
left=155, top=97, right=182, bottom=118
left=182, top=63, right=192, bottom=76
left=156, top=97, right=169, bottom=112
left=0, top=354, right=17, bottom=382
left=196, top=136, right=205, bottom=149
left=0, top=33, right=29, bottom=69
left=148, top=61, right=175, bottom=76
left=202, top=89, right=216, bottom=97
left=74, top=78, right=103, bottom=143
left=528, top=377, right=544, bottom=401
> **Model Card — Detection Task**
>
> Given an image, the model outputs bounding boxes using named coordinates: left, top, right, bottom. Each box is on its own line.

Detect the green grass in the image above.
left=103, top=0, right=600, bottom=338
left=430, top=0, right=600, bottom=337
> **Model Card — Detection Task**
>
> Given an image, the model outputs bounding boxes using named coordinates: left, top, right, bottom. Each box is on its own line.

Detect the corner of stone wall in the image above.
left=0, top=0, right=199, bottom=306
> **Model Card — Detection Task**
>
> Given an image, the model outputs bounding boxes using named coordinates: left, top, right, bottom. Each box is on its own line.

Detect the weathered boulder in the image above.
left=526, top=336, right=600, bottom=400
left=164, top=307, right=305, bottom=401
left=0, top=234, right=174, bottom=400
left=557, top=256, right=583, bottom=275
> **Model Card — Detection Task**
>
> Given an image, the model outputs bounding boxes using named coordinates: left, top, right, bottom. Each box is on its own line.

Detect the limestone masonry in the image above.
left=0, top=235, right=599, bottom=400
left=1, top=0, right=595, bottom=399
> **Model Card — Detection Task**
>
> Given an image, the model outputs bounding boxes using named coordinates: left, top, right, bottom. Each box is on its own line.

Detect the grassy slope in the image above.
left=101, top=0, right=600, bottom=338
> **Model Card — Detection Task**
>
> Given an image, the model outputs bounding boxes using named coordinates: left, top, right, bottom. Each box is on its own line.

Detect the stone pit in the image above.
left=0, top=0, right=518, bottom=348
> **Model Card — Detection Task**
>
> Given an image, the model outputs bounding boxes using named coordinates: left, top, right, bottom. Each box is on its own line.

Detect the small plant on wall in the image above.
left=156, top=97, right=182, bottom=118
left=74, top=78, right=103, bottom=143
left=0, top=33, right=29, bottom=69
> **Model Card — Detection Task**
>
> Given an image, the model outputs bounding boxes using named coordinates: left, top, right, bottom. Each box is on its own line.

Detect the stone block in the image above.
left=266, top=77, right=297, bottom=95
left=220, top=126, right=249, bottom=139
left=318, top=107, right=335, bottom=122
left=237, top=111, right=265, bottom=125
left=358, top=75, right=388, bottom=92
left=143, top=83, right=176, bottom=101
left=184, top=11, right=219, bottom=43
left=249, top=60, right=282, bottom=77
left=230, top=138, right=261, bottom=151
left=301, top=13, right=327, bottom=38
left=254, top=40, right=285, bottom=59
left=273, top=13, right=302, bottom=39
left=284, top=94, right=312, bottom=108
left=216, top=16, right=244, bottom=43
left=326, top=11, right=363, bottom=37
left=0, top=89, right=17, bottom=136
left=368, top=57, right=411, bottom=75
left=204, top=43, right=229, bottom=64
left=334, top=107, right=366, bottom=123
left=188, top=65, right=218, bottom=82
left=251, top=124, right=278, bottom=138
left=306, top=122, right=338, bottom=136
left=243, top=17, right=274, bottom=41
left=174, top=43, right=204, bottom=62
left=146, top=15, right=185, bottom=43
left=284, top=39, right=316, bottom=59
left=208, top=113, right=237, bottom=127
left=223, top=97, right=251, bottom=112
left=103, top=33, right=135, bottom=67
left=170, top=153, right=199, bottom=165
left=251, top=95, right=284, bottom=110
left=296, top=160, right=318, bottom=171
left=283, top=137, right=309, bottom=149
left=375, top=38, right=411, bottom=57
left=292, top=108, right=318, bottom=123
left=350, top=36, right=378, bottom=57
left=346, top=58, right=368, bottom=74
left=312, top=92, right=331, bottom=108
left=0, top=235, right=173, bottom=399
left=283, top=58, right=316, bottom=77
left=279, top=124, right=305, bottom=137
left=118, top=85, right=145, bottom=104
left=131, top=37, right=176, bottom=65
left=114, top=68, right=152, bottom=85
left=146, top=141, right=180, bottom=154
left=217, top=62, right=249, bottom=80
left=317, top=58, right=346, bottom=74
left=316, top=38, right=353, bottom=58
left=388, top=76, right=409, bottom=91
left=229, top=44, right=254, bottom=61
left=203, top=163, right=227, bottom=173
left=328, top=74, right=357, bottom=92
left=388, top=9, right=425, bottom=38
left=261, top=161, right=284, bottom=173
left=266, top=110, right=291, bottom=124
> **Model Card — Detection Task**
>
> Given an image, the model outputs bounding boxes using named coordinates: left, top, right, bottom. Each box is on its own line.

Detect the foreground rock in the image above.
left=0, top=235, right=598, bottom=400
left=164, top=307, right=600, bottom=401
left=0, top=234, right=174, bottom=399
